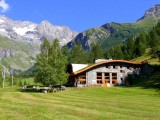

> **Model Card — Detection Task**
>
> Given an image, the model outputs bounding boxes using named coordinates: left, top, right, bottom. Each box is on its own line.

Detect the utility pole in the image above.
left=10, top=69, right=14, bottom=87
left=2, top=70, right=6, bottom=88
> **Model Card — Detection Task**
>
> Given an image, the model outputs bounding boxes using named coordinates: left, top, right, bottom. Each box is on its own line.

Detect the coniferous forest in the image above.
left=63, top=22, right=160, bottom=64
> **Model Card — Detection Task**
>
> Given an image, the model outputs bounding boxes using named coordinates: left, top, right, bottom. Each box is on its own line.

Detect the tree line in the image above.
left=106, top=22, right=160, bottom=60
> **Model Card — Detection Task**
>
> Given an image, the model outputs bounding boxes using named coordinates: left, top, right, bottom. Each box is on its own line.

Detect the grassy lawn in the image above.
left=0, top=87, right=160, bottom=120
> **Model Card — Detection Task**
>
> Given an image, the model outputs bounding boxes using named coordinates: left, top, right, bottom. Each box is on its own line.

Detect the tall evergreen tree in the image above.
left=149, top=24, right=160, bottom=57
left=114, top=45, right=124, bottom=59
left=89, top=43, right=104, bottom=62
left=69, top=44, right=87, bottom=64
left=34, top=39, right=68, bottom=86
left=61, top=45, right=71, bottom=64
left=107, top=47, right=116, bottom=59
left=40, top=38, right=50, bottom=60
left=134, top=36, right=146, bottom=56
left=139, top=31, right=147, bottom=47
left=125, top=37, right=135, bottom=59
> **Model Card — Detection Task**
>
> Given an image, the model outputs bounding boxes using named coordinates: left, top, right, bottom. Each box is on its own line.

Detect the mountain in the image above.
left=137, top=4, right=160, bottom=22
left=1, top=4, right=160, bottom=70
left=0, top=15, right=78, bottom=46
left=68, top=4, right=160, bottom=51
left=0, top=36, right=39, bottom=70
left=0, top=15, right=78, bottom=70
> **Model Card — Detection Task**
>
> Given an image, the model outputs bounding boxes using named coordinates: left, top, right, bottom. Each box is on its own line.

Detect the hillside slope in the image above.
left=0, top=36, right=39, bottom=70
left=68, top=4, right=160, bottom=50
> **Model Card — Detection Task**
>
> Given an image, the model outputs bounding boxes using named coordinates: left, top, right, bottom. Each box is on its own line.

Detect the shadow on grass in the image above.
left=127, top=64, right=160, bottom=91
left=20, top=89, right=39, bottom=93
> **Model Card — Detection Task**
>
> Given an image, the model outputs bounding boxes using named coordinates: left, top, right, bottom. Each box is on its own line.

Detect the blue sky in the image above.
left=0, top=0, right=159, bottom=32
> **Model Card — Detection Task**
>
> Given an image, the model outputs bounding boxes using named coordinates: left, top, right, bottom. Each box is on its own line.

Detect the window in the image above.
left=105, top=73, right=109, bottom=80
left=97, top=72, right=102, bottom=84
left=112, top=73, right=117, bottom=80
left=78, top=72, right=86, bottom=84
left=106, top=65, right=111, bottom=69
left=112, top=73, right=118, bottom=85
left=115, top=66, right=119, bottom=69
left=120, top=70, right=125, bottom=73
left=97, top=80, right=102, bottom=84
left=80, top=81, right=86, bottom=84
left=105, top=73, right=109, bottom=76
left=112, top=73, right=117, bottom=76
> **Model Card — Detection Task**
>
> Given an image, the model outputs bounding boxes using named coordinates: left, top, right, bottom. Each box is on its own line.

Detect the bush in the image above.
left=125, top=74, right=134, bottom=86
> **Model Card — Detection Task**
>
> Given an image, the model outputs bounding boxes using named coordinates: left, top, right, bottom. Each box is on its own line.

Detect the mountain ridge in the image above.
left=68, top=4, right=160, bottom=50
left=0, top=15, right=78, bottom=46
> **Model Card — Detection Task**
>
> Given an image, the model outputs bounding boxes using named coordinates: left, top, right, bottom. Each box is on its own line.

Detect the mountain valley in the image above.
left=0, top=4, right=160, bottom=70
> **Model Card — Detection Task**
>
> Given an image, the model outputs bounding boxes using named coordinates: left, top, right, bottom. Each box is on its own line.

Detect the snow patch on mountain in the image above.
left=13, top=25, right=36, bottom=36
left=0, top=28, right=5, bottom=32
left=0, top=19, right=4, bottom=23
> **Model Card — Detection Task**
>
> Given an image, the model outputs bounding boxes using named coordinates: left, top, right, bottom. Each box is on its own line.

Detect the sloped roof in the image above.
left=72, top=60, right=144, bottom=75
left=71, top=64, right=88, bottom=72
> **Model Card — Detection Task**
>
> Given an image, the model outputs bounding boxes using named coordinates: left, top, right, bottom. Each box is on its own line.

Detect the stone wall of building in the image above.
left=85, top=63, right=141, bottom=86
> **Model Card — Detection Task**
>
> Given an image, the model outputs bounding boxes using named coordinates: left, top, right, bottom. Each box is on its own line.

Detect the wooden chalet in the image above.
left=67, top=59, right=147, bottom=87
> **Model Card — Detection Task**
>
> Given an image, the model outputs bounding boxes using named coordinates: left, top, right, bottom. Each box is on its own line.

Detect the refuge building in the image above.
left=67, top=59, right=148, bottom=87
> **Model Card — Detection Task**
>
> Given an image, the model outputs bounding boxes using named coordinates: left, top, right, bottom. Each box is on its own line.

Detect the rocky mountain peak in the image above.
left=144, top=4, right=160, bottom=17
left=35, top=20, right=78, bottom=45
left=0, top=16, right=78, bottom=46
left=137, top=4, right=160, bottom=21
left=39, top=20, right=53, bottom=27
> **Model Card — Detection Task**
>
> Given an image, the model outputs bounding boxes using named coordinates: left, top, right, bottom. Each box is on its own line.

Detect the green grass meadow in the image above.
left=0, top=87, right=160, bottom=120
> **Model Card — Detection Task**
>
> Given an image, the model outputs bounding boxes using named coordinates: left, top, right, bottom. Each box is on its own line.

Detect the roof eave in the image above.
left=72, top=60, right=144, bottom=75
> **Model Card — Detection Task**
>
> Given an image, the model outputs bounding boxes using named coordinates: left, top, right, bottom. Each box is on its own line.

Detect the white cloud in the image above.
left=0, top=0, right=9, bottom=12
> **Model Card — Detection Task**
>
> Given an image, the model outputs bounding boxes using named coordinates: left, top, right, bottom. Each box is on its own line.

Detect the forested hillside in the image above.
left=106, top=22, right=160, bottom=62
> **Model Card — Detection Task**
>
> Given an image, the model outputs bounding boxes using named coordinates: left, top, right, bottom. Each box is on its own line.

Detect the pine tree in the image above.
left=134, top=36, right=146, bottom=57
left=62, top=45, right=70, bottom=64
left=89, top=43, right=104, bottom=61
left=48, top=39, right=68, bottom=85
left=107, top=47, right=116, bottom=59
left=149, top=25, right=160, bottom=57
left=34, top=39, right=68, bottom=86
left=114, top=45, right=124, bottom=59
left=40, top=38, right=50, bottom=60
left=69, top=44, right=87, bottom=64
left=126, top=37, right=135, bottom=59
left=139, top=31, right=147, bottom=47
